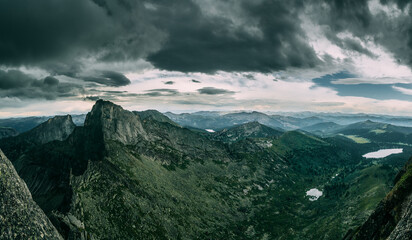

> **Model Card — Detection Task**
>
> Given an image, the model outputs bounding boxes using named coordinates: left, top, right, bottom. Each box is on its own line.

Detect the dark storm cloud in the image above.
left=0, top=0, right=110, bottom=65
left=323, top=31, right=377, bottom=58
left=82, top=71, right=131, bottom=87
left=148, top=0, right=320, bottom=72
left=43, top=76, right=60, bottom=86
left=0, top=70, right=33, bottom=89
left=309, top=0, right=412, bottom=66
left=0, top=69, right=84, bottom=100
left=2, top=0, right=412, bottom=77
left=0, top=0, right=326, bottom=80
left=197, top=87, right=235, bottom=95
left=312, top=71, right=412, bottom=101
left=381, top=0, right=411, bottom=9
left=340, top=38, right=376, bottom=58
left=243, top=74, right=256, bottom=80
left=84, top=96, right=101, bottom=101
left=147, top=89, right=179, bottom=94
left=0, top=0, right=163, bottom=66
left=317, top=0, right=372, bottom=32
left=144, top=89, right=180, bottom=96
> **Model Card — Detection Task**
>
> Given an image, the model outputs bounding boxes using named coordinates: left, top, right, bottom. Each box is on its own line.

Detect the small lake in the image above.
left=306, top=188, right=323, bottom=201
left=362, top=148, right=403, bottom=159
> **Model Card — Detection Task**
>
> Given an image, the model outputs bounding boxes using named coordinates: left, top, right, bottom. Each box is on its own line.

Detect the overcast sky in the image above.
left=1, top=0, right=412, bottom=117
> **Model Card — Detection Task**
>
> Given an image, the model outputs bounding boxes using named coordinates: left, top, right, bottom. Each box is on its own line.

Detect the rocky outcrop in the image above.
left=85, top=100, right=148, bottom=144
left=28, top=115, right=76, bottom=145
left=0, top=115, right=76, bottom=162
left=387, top=193, right=412, bottom=240
left=0, top=148, right=63, bottom=240
left=347, top=157, right=412, bottom=240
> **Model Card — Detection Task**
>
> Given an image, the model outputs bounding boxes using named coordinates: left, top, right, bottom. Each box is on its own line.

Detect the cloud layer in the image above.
left=0, top=69, right=84, bottom=101
left=1, top=0, right=412, bottom=73
left=1, top=0, right=412, bottom=116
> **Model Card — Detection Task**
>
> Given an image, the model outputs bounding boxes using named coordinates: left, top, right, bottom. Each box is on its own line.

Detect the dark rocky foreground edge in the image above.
left=0, top=148, right=63, bottom=240
left=345, top=157, right=412, bottom=240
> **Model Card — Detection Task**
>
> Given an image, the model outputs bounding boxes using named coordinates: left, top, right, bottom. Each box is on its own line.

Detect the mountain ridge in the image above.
left=0, top=114, right=76, bottom=162
left=0, top=100, right=408, bottom=239
left=212, top=121, right=283, bottom=143
left=85, top=99, right=148, bottom=144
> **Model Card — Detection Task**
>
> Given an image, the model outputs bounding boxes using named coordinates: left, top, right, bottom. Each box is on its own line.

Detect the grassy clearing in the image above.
left=370, top=129, right=386, bottom=134
left=342, top=134, right=371, bottom=144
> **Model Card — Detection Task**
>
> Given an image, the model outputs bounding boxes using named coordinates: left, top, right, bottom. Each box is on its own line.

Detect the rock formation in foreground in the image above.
left=0, top=148, right=63, bottom=240
left=347, top=157, right=412, bottom=240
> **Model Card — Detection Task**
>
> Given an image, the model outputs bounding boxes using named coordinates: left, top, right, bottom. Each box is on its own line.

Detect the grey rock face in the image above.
left=29, top=115, right=76, bottom=145
left=388, top=193, right=412, bottom=240
left=0, top=148, right=63, bottom=240
left=347, top=158, right=412, bottom=240
left=0, top=115, right=76, bottom=162
left=85, top=100, right=148, bottom=144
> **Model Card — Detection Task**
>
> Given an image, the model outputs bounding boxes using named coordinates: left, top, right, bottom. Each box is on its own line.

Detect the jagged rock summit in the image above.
left=0, top=114, right=76, bottom=162
left=84, top=99, right=147, bottom=144
left=29, top=115, right=76, bottom=144
left=0, top=148, right=63, bottom=240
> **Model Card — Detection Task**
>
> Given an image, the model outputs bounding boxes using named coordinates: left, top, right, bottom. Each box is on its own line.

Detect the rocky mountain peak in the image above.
left=0, top=148, right=63, bottom=239
left=85, top=100, right=148, bottom=144
left=134, top=109, right=180, bottom=127
left=27, top=114, right=76, bottom=145
left=46, top=114, right=73, bottom=124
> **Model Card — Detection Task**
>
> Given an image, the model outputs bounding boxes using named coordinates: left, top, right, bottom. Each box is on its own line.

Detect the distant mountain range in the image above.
left=2, top=110, right=412, bottom=138
left=1, top=100, right=412, bottom=239
left=165, top=111, right=412, bottom=130
left=0, top=114, right=85, bottom=137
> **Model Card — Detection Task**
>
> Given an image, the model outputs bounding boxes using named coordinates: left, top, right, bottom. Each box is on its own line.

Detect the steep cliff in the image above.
left=0, top=148, right=63, bottom=240
left=85, top=100, right=148, bottom=144
left=347, top=157, right=412, bottom=239
left=0, top=114, right=76, bottom=161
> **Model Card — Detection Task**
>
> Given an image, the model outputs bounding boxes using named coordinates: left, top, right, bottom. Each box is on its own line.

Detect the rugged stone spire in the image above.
left=85, top=100, right=148, bottom=144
